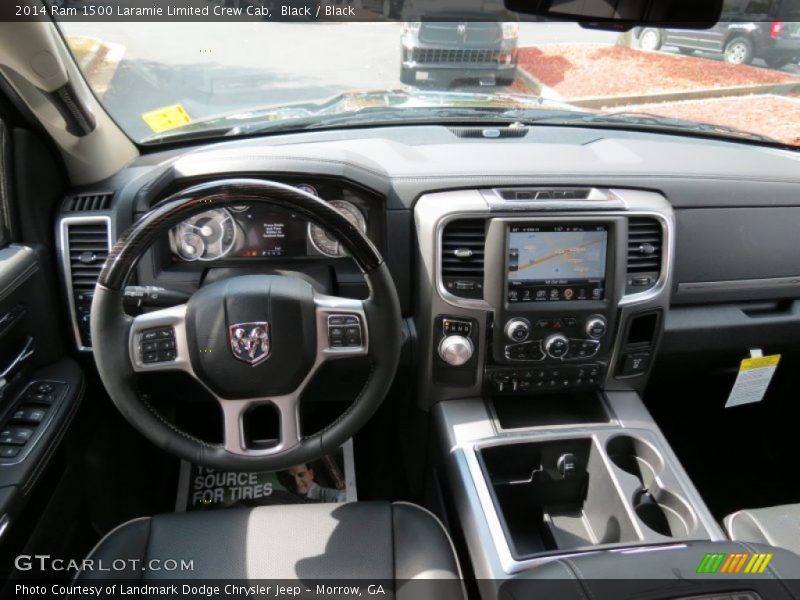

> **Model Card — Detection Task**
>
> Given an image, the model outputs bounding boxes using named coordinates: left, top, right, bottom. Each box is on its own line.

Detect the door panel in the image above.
left=0, top=116, right=85, bottom=586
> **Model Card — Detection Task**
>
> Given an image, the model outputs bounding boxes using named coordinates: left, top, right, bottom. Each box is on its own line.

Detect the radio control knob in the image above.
left=438, top=335, right=474, bottom=366
left=585, top=316, right=607, bottom=339
left=505, top=318, right=530, bottom=342
left=543, top=333, right=569, bottom=359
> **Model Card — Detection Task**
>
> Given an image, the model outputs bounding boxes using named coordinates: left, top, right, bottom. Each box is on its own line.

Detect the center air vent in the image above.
left=441, top=219, right=486, bottom=299
left=66, top=192, right=114, bottom=211
left=64, top=219, right=111, bottom=349
left=498, top=188, right=591, bottom=201
left=626, top=217, right=662, bottom=293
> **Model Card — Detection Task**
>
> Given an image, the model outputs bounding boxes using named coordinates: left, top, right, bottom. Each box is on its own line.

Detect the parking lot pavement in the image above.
left=60, top=21, right=616, bottom=139
left=60, top=20, right=796, bottom=140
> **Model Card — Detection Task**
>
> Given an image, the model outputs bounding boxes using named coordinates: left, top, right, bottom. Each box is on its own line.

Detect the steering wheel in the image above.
left=90, top=179, right=402, bottom=471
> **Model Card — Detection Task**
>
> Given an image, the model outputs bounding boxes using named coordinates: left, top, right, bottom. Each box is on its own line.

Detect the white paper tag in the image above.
left=724, top=350, right=781, bottom=408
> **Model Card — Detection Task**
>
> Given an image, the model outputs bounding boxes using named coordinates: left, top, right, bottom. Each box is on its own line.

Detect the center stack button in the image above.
left=543, top=333, right=570, bottom=359
left=505, top=318, right=531, bottom=342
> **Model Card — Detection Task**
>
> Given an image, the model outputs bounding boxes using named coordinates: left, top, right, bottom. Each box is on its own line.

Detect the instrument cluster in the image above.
left=167, top=184, right=369, bottom=261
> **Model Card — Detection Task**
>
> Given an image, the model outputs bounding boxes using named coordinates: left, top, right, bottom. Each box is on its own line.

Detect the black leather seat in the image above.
left=724, top=503, right=800, bottom=556
left=78, top=502, right=463, bottom=590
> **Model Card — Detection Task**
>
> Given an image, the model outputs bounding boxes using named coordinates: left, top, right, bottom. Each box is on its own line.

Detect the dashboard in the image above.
left=55, top=123, right=800, bottom=403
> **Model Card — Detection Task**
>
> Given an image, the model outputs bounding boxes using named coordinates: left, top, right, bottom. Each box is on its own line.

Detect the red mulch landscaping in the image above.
left=518, top=44, right=799, bottom=99
left=618, top=95, right=800, bottom=146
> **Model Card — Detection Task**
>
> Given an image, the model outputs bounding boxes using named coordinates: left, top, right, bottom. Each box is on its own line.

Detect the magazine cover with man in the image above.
left=176, top=440, right=356, bottom=511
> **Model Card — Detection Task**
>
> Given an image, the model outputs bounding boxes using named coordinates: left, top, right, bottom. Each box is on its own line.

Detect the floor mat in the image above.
left=175, top=440, right=356, bottom=511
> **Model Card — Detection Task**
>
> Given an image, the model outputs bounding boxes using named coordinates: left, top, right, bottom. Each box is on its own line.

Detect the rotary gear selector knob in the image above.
left=543, top=333, right=570, bottom=359
left=438, top=335, right=474, bottom=366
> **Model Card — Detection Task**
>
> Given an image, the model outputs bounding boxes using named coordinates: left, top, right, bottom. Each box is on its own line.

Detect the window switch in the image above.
left=0, top=447, right=19, bottom=459
left=11, top=406, right=48, bottom=425
left=0, top=427, right=34, bottom=446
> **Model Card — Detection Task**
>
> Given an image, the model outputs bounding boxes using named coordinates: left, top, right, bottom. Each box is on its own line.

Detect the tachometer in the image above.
left=308, top=200, right=367, bottom=257
left=171, top=208, right=237, bottom=261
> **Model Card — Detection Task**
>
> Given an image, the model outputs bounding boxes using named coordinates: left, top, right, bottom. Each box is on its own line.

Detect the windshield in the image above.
left=57, top=8, right=800, bottom=147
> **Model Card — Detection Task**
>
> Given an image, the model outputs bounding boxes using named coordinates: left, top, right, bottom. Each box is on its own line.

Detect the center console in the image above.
left=417, top=187, right=671, bottom=404
left=483, top=217, right=622, bottom=395
left=414, top=188, right=727, bottom=595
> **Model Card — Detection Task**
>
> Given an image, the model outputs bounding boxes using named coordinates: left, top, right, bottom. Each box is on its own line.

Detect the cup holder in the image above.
left=633, top=488, right=691, bottom=537
left=606, top=435, right=664, bottom=489
left=606, top=435, right=695, bottom=538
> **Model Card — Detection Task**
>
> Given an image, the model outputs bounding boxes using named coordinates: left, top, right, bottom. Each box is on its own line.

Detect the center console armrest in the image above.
left=501, top=542, right=800, bottom=599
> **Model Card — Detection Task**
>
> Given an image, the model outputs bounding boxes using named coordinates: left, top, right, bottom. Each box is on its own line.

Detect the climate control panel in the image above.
left=502, top=315, right=607, bottom=363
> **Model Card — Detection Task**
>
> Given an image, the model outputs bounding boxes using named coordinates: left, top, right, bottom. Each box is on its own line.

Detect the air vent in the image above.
left=441, top=219, right=485, bottom=299
left=66, top=192, right=113, bottom=212
left=626, top=217, right=662, bottom=293
left=450, top=126, right=529, bottom=139
left=64, top=219, right=110, bottom=349
left=498, top=188, right=591, bottom=201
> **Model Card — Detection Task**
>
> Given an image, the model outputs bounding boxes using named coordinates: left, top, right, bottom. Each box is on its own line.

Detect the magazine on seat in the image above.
left=175, top=439, right=356, bottom=511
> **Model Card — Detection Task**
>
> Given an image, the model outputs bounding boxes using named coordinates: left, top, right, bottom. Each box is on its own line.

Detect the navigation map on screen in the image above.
left=507, top=225, right=607, bottom=302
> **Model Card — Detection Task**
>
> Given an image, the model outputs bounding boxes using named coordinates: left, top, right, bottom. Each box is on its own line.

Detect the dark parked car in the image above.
left=400, top=16, right=519, bottom=87
left=636, top=20, right=800, bottom=67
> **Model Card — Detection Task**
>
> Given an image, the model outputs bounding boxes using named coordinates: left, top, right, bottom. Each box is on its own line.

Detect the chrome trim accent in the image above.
left=129, top=304, right=193, bottom=374
left=618, top=211, right=673, bottom=307
left=421, top=189, right=674, bottom=311
left=0, top=514, right=9, bottom=540
left=678, top=275, right=800, bottom=294
left=482, top=187, right=628, bottom=211
left=435, top=211, right=493, bottom=310
left=58, top=216, right=112, bottom=352
left=435, top=399, right=723, bottom=578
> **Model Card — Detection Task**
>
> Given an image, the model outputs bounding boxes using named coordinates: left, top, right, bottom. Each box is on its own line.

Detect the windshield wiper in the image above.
left=529, top=111, right=776, bottom=144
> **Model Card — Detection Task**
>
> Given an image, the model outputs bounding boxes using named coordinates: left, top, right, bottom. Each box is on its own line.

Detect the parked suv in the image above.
left=400, top=16, right=519, bottom=87
left=636, top=20, right=800, bottom=67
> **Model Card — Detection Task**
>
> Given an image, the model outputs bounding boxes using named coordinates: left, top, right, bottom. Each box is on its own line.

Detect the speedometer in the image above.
left=308, top=200, right=367, bottom=257
left=170, top=208, right=237, bottom=261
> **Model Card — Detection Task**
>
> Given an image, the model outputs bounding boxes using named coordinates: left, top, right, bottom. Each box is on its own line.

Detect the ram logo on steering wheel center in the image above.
left=228, top=322, right=271, bottom=365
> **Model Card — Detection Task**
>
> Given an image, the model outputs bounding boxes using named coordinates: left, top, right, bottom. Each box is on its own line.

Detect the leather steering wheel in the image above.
left=90, top=179, right=402, bottom=471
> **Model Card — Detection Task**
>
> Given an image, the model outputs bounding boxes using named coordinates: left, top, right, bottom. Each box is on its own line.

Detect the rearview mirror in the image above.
left=504, top=0, right=725, bottom=30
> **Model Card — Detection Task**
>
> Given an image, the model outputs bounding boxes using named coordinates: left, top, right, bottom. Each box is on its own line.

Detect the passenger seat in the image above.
left=724, top=504, right=800, bottom=556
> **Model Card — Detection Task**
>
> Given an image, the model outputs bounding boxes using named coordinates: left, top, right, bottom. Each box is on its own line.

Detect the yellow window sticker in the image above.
left=725, top=352, right=781, bottom=408
left=740, top=355, right=781, bottom=370
left=142, top=104, right=192, bottom=134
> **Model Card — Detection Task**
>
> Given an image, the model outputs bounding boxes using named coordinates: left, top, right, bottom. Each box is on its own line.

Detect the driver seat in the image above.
left=77, top=501, right=464, bottom=591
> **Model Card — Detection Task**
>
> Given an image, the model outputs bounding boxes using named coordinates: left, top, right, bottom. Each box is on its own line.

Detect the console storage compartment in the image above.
left=479, top=438, right=639, bottom=558
left=476, top=430, right=706, bottom=561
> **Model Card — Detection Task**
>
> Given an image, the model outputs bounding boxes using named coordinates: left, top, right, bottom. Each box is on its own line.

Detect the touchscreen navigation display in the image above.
left=507, top=224, right=608, bottom=303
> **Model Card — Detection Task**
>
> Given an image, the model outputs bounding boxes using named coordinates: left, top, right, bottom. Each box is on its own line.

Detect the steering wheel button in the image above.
left=157, top=328, right=175, bottom=339
left=158, top=349, right=177, bottom=362
left=343, top=316, right=359, bottom=325
left=344, top=326, right=359, bottom=336
left=157, top=339, right=176, bottom=351
left=142, top=330, right=159, bottom=341
left=142, top=341, right=157, bottom=353
left=328, top=316, right=345, bottom=326
left=329, top=326, right=344, bottom=338
left=143, top=351, right=159, bottom=363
